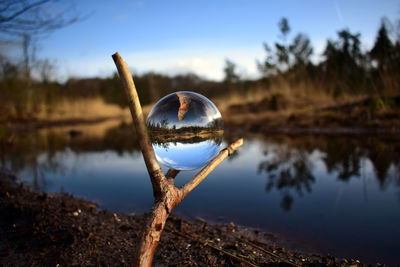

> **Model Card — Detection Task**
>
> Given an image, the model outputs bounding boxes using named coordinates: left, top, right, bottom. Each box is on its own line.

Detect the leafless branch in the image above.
left=112, top=52, right=166, bottom=196
left=0, top=0, right=51, bottom=23
left=180, top=138, right=243, bottom=198
left=0, top=0, right=86, bottom=37
left=0, top=0, right=88, bottom=81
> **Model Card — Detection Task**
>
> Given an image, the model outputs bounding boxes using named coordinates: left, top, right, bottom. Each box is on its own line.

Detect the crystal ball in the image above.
left=147, top=91, right=223, bottom=170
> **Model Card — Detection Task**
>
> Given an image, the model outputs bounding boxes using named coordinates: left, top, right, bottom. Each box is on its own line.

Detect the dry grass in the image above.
left=215, top=78, right=378, bottom=118
left=35, top=97, right=131, bottom=121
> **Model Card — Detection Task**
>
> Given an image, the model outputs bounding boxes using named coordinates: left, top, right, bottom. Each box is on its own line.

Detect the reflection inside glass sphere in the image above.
left=147, top=91, right=223, bottom=170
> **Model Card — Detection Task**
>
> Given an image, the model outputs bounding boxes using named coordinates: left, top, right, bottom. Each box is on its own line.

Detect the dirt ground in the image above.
left=0, top=169, right=386, bottom=267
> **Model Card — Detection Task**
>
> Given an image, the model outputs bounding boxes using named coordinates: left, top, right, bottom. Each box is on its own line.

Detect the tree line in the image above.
left=1, top=13, right=399, bottom=121
left=254, top=17, right=400, bottom=98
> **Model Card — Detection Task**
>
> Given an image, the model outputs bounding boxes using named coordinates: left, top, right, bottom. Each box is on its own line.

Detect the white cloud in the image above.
left=56, top=46, right=264, bottom=81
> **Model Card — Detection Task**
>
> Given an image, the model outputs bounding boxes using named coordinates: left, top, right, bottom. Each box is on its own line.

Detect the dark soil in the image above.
left=0, top=169, right=385, bottom=266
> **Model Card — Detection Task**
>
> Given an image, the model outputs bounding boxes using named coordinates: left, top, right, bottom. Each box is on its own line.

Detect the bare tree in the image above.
left=223, top=59, right=240, bottom=84
left=112, top=53, right=243, bottom=267
left=0, top=0, right=80, bottom=36
left=0, top=0, right=83, bottom=79
left=37, top=58, right=56, bottom=83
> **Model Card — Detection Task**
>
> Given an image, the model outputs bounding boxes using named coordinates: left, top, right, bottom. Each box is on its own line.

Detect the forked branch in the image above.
left=112, top=52, right=243, bottom=267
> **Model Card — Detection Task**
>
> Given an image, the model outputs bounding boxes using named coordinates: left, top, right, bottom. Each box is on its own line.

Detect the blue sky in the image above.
left=36, top=0, right=399, bottom=81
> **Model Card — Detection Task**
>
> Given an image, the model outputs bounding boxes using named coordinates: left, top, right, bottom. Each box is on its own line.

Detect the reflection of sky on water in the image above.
left=153, top=140, right=221, bottom=170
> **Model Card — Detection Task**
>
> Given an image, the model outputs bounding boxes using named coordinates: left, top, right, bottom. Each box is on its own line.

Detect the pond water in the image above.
left=1, top=120, right=399, bottom=265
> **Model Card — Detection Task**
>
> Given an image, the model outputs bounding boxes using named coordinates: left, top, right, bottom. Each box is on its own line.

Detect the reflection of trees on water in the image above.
left=0, top=119, right=223, bottom=191
left=28, top=152, right=65, bottom=191
left=322, top=137, right=400, bottom=190
left=323, top=143, right=363, bottom=181
left=3, top=127, right=400, bottom=203
left=1, top=131, right=67, bottom=191
left=0, top=122, right=143, bottom=190
left=103, top=122, right=142, bottom=156
left=256, top=134, right=400, bottom=211
left=397, top=164, right=400, bottom=201
left=366, top=141, right=399, bottom=190
left=258, top=145, right=315, bottom=211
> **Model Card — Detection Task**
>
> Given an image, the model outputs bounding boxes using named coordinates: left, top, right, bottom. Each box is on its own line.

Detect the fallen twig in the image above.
left=165, top=227, right=258, bottom=267
left=237, top=237, right=299, bottom=267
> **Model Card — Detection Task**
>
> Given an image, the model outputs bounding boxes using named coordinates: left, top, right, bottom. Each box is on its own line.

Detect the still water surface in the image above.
left=2, top=121, right=399, bottom=265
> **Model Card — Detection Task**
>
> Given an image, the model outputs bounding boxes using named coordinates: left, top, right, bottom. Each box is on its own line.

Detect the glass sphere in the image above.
left=147, top=91, right=223, bottom=170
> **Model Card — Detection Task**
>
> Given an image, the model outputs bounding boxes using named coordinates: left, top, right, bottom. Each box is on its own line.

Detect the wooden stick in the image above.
left=112, top=52, right=166, bottom=195
left=180, top=138, right=243, bottom=198
left=242, top=239, right=299, bottom=267
left=112, top=52, right=243, bottom=267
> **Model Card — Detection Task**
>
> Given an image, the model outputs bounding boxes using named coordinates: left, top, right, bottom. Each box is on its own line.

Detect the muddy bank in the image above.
left=223, top=96, right=400, bottom=135
left=0, top=169, right=385, bottom=266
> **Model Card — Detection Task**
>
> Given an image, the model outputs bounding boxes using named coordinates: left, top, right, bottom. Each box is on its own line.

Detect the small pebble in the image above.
left=73, top=211, right=79, bottom=216
left=113, top=213, right=121, bottom=222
